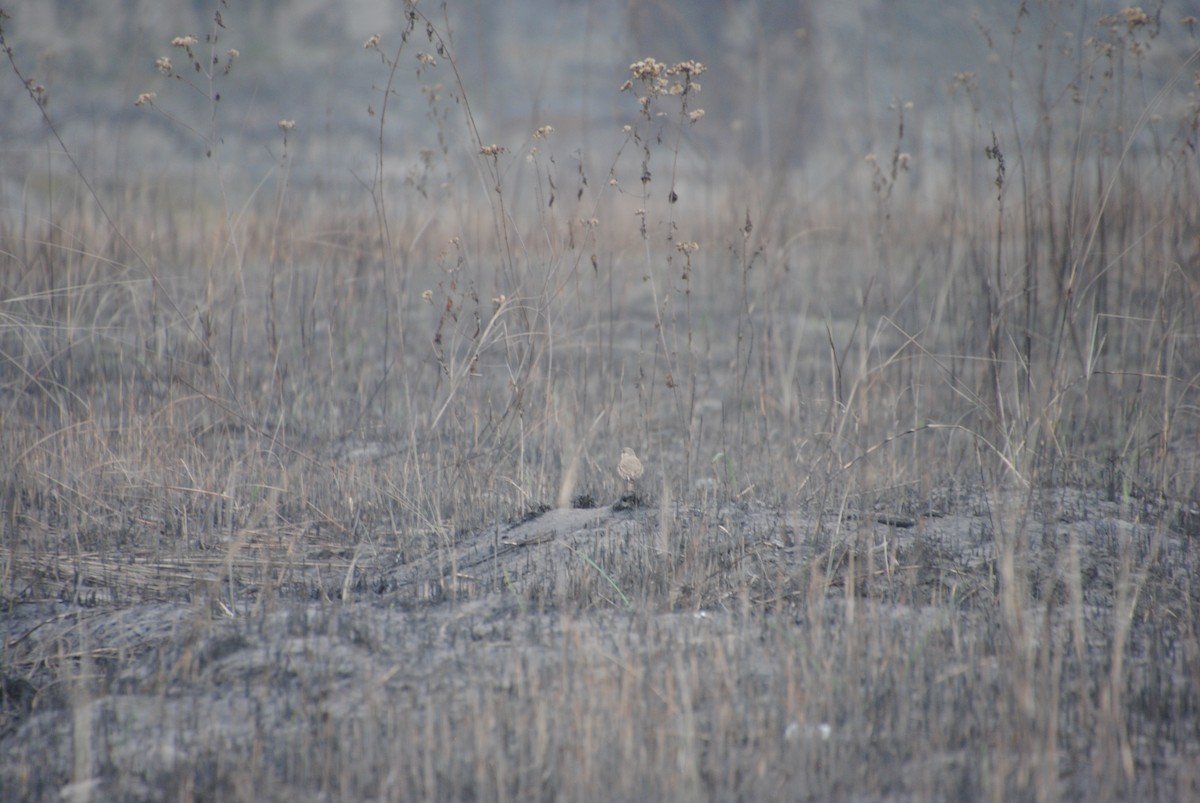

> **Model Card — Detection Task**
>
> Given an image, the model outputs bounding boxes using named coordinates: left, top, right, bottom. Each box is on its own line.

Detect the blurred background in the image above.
left=5, top=1, right=1193, bottom=201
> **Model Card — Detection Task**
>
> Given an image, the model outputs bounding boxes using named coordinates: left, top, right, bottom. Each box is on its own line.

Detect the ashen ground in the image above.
left=2, top=483, right=1197, bottom=801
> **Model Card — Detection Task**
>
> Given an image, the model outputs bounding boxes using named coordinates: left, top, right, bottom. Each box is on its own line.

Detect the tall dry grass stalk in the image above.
left=1, top=1, right=1199, bottom=799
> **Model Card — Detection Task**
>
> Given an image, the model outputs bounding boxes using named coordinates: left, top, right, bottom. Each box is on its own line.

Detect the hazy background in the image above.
left=4, top=0, right=1194, bottom=208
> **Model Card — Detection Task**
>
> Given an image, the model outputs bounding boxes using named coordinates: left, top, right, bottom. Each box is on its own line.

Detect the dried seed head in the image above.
left=667, top=60, right=706, bottom=77
left=628, top=58, right=666, bottom=81
left=1120, top=6, right=1151, bottom=29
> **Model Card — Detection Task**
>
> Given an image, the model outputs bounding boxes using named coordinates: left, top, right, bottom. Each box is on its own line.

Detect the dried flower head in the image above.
left=675, top=241, right=699, bottom=254
left=416, top=52, right=437, bottom=66
left=155, top=56, right=172, bottom=75
left=171, top=35, right=197, bottom=48
left=628, top=57, right=666, bottom=81
left=278, top=119, right=296, bottom=131
left=688, top=109, right=705, bottom=123
left=667, top=60, right=706, bottom=77
left=135, top=92, right=156, bottom=107
left=26, top=80, right=47, bottom=108
left=533, top=125, right=554, bottom=138
left=421, top=290, right=434, bottom=303
left=1120, top=6, right=1151, bottom=29
left=364, top=34, right=381, bottom=50
left=479, top=144, right=507, bottom=157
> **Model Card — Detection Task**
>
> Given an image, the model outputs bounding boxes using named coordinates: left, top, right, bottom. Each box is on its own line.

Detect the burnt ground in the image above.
left=2, top=485, right=1198, bottom=801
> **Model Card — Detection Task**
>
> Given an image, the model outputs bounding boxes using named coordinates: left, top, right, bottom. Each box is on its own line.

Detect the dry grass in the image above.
left=2, top=1, right=1200, bottom=800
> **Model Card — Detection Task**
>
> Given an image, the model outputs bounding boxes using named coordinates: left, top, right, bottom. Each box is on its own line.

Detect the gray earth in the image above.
left=3, top=485, right=1197, bottom=801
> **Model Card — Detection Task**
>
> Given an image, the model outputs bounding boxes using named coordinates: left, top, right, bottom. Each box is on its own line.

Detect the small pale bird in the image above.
left=618, top=447, right=644, bottom=486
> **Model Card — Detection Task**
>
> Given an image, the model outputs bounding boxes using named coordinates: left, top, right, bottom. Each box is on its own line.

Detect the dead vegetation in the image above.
left=2, top=1, right=1200, bottom=800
